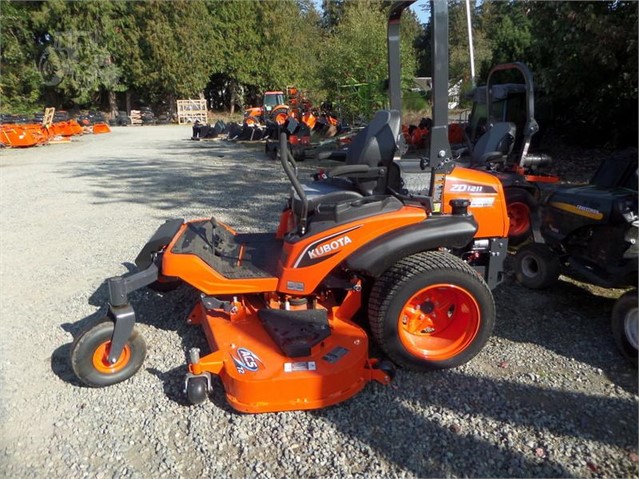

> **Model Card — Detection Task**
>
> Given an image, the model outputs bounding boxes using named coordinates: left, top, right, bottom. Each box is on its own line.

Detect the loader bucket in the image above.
left=0, top=126, right=39, bottom=147
left=93, top=123, right=111, bottom=134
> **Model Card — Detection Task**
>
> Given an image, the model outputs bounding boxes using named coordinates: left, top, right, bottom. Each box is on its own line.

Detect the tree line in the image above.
left=1, top=0, right=636, bottom=146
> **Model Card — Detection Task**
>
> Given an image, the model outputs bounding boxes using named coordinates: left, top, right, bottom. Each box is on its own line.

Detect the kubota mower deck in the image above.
left=185, top=282, right=388, bottom=413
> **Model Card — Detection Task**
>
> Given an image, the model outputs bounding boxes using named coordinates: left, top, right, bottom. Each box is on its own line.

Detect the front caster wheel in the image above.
left=70, top=319, right=146, bottom=387
left=612, top=290, right=638, bottom=367
left=373, top=359, right=396, bottom=380
left=185, top=376, right=210, bottom=405
left=369, top=251, right=495, bottom=371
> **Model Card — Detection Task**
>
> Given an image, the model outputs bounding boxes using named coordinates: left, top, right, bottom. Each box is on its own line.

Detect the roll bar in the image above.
left=387, top=1, right=411, bottom=113
left=279, top=131, right=308, bottom=235
left=387, top=1, right=451, bottom=164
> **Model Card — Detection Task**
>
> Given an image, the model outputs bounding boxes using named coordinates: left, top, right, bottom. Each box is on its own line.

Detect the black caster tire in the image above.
left=612, top=290, right=638, bottom=367
left=186, top=376, right=209, bottom=405
left=505, top=188, right=537, bottom=246
left=514, top=243, right=560, bottom=290
left=369, top=251, right=495, bottom=371
left=71, top=319, right=146, bottom=387
left=374, top=359, right=396, bottom=380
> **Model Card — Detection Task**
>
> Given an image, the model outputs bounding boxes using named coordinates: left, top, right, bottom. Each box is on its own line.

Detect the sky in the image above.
left=411, top=1, right=430, bottom=24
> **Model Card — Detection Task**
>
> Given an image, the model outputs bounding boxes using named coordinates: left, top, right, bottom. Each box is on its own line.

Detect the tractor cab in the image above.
left=263, top=91, right=285, bottom=112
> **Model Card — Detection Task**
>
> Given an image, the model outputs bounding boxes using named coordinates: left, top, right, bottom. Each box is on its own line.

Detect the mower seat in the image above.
left=293, top=110, right=401, bottom=214
left=470, top=122, right=516, bottom=167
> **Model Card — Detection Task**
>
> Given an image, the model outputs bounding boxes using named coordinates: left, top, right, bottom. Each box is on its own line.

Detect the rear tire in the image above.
left=244, top=116, right=259, bottom=127
left=71, top=319, right=146, bottom=387
left=514, top=243, right=560, bottom=289
left=612, top=290, right=638, bottom=367
left=369, top=251, right=495, bottom=371
left=505, top=187, right=536, bottom=246
left=270, top=108, right=289, bottom=125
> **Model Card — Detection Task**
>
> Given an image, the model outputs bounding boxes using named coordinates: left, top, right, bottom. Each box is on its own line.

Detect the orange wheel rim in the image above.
left=507, top=202, right=531, bottom=237
left=397, top=284, right=480, bottom=360
left=246, top=119, right=256, bottom=126
left=92, top=341, right=131, bottom=374
left=274, top=113, right=288, bottom=125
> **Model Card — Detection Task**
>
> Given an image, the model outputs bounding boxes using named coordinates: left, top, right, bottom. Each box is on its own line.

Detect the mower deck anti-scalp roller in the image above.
left=70, top=0, right=510, bottom=413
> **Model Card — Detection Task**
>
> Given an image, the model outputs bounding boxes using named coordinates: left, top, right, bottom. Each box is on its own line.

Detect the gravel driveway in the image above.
left=0, top=125, right=636, bottom=478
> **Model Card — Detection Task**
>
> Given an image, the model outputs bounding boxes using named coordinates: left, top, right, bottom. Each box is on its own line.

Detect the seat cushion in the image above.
left=292, top=178, right=363, bottom=215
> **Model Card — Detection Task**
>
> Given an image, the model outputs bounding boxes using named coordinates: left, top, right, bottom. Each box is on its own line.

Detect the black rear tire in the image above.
left=514, top=243, right=560, bottom=289
left=612, top=290, right=638, bottom=367
left=369, top=251, right=495, bottom=371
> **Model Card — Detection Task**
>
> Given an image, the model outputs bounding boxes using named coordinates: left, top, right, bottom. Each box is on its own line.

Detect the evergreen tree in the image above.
left=0, top=2, right=42, bottom=112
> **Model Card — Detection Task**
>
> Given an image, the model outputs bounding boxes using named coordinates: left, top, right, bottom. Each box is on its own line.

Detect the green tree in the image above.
left=320, top=0, right=418, bottom=121
left=134, top=1, right=216, bottom=110
left=479, top=1, right=532, bottom=71
left=0, top=2, right=42, bottom=112
left=448, top=0, right=491, bottom=94
left=416, top=0, right=491, bottom=105
left=206, top=0, right=265, bottom=112
left=31, top=0, right=124, bottom=107
left=321, top=0, right=346, bottom=31
left=525, top=1, right=638, bottom=146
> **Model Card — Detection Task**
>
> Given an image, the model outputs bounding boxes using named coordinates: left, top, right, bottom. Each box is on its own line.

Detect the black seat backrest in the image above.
left=345, top=110, right=401, bottom=196
left=590, top=151, right=638, bottom=190
left=471, top=122, right=516, bottom=167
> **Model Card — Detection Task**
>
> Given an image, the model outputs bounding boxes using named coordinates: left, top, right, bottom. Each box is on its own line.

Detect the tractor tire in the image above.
left=514, top=243, right=560, bottom=290
left=244, top=116, right=259, bottom=127
left=71, top=318, right=146, bottom=387
left=505, top=187, right=537, bottom=246
left=369, top=251, right=495, bottom=371
left=611, top=290, right=638, bottom=367
left=270, top=108, right=289, bottom=125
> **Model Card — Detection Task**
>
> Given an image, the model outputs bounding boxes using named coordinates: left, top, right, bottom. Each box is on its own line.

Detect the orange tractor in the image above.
left=243, top=90, right=288, bottom=126
left=70, top=0, right=510, bottom=413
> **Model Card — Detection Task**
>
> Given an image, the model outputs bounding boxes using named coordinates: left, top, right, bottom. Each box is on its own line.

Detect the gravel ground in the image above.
left=0, top=125, right=636, bottom=478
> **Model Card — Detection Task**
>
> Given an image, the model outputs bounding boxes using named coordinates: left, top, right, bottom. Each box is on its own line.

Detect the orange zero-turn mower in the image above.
left=70, top=0, right=510, bottom=413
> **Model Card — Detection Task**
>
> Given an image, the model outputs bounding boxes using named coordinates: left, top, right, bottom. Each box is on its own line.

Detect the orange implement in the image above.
left=92, top=123, right=111, bottom=134
left=55, top=119, right=84, bottom=137
left=0, top=125, right=40, bottom=148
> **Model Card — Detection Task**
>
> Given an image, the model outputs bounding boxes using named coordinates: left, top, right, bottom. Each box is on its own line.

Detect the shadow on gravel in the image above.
left=50, top=342, right=84, bottom=387
left=57, top=141, right=289, bottom=230
left=494, top=274, right=638, bottom=394
left=313, top=367, right=637, bottom=478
